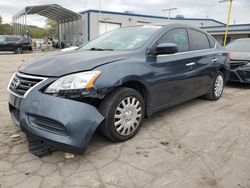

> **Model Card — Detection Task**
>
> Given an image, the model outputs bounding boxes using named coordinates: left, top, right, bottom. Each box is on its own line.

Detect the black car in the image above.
left=8, top=24, right=230, bottom=156
left=226, top=38, right=250, bottom=83
left=0, top=35, right=32, bottom=53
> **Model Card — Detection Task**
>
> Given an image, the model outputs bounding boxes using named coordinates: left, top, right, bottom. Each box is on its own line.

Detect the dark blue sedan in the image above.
left=8, top=24, right=230, bottom=156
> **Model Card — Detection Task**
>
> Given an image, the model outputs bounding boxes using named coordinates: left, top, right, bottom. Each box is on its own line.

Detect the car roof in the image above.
left=234, top=38, right=250, bottom=41
left=126, top=23, right=207, bottom=33
left=0, top=35, right=22, bottom=37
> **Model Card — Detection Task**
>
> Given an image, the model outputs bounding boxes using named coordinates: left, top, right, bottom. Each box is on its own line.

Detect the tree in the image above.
left=45, top=18, right=58, bottom=38
left=27, top=25, right=46, bottom=38
left=0, top=15, right=47, bottom=38
left=0, top=24, right=13, bottom=35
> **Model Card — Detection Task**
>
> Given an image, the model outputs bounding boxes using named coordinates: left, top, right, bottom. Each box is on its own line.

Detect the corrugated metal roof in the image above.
left=13, top=4, right=82, bottom=23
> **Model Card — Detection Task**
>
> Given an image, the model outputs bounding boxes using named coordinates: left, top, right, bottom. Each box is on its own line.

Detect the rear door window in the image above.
left=189, top=29, right=210, bottom=51
left=6, top=37, right=20, bottom=42
left=158, top=29, right=189, bottom=53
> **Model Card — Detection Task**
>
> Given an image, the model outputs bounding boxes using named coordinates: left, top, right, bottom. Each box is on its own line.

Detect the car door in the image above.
left=187, top=29, right=217, bottom=95
left=6, top=37, right=19, bottom=51
left=149, top=28, right=200, bottom=111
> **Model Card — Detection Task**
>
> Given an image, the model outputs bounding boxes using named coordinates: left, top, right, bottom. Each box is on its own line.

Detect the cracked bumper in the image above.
left=229, top=66, right=250, bottom=83
left=8, top=81, right=104, bottom=155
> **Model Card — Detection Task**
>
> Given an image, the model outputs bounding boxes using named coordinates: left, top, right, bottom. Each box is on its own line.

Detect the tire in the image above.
left=99, top=87, right=145, bottom=142
left=205, top=71, right=225, bottom=101
left=14, top=47, right=23, bottom=54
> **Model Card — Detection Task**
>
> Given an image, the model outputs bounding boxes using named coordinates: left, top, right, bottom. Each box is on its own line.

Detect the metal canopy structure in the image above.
left=12, top=4, right=84, bottom=47
left=13, top=4, right=82, bottom=23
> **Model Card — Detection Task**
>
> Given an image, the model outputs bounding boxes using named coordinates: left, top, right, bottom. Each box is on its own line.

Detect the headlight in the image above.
left=44, top=71, right=101, bottom=94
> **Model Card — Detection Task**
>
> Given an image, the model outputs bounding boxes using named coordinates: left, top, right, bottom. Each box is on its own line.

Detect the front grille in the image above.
left=9, top=73, right=44, bottom=97
left=28, top=114, right=67, bottom=136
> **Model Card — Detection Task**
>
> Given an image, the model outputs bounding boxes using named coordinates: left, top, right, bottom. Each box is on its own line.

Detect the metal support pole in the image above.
left=13, top=17, right=16, bottom=35
left=19, top=16, right=21, bottom=35
left=223, top=0, right=233, bottom=46
left=21, top=15, right=24, bottom=36
left=12, top=17, right=14, bottom=35
left=25, top=11, right=27, bottom=36
left=162, top=8, right=177, bottom=21
left=67, top=21, right=70, bottom=46
left=99, top=0, right=102, bottom=21
left=58, top=21, right=61, bottom=48
left=18, top=17, right=20, bottom=35
left=20, top=16, right=22, bottom=36
left=72, top=20, right=74, bottom=45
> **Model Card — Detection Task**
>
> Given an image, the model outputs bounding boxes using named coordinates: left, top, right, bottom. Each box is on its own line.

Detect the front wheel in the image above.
left=99, top=87, right=145, bottom=142
left=205, top=71, right=225, bottom=101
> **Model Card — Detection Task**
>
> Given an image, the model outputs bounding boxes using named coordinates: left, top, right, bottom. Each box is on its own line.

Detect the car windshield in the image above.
left=81, top=25, right=162, bottom=51
left=226, top=39, right=250, bottom=52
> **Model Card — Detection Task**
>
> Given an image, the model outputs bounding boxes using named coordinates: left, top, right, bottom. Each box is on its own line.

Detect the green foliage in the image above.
left=0, top=15, right=13, bottom=35
left=28, top=25, right=47, bottom=38
left=0, top=24, right=13, bottom=35
left=0, top=15, right=53, bottom=38
left=0, top=23, right=47, bottom=38
left=0, top=16, right=58, bottom=38
left=45, top=18, right=58, bottom=38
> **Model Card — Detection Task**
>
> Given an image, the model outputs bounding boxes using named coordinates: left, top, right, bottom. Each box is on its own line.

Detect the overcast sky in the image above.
left=0, top=0, right=249, bottom=27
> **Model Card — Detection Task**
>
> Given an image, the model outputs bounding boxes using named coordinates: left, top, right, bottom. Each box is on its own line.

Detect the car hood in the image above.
left=18, top=50, right=131, bottom=77
left=230, top=52, right=250, bottom=62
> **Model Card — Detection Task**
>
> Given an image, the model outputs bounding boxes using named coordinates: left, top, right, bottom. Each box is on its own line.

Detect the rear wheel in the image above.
left=205, top=71, right=224, bottom=101
left=99, top=87, right=145, bottom=142
left=14, top=47, right=23, bottom=54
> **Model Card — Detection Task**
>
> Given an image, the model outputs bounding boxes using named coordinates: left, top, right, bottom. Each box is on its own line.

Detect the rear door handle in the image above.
left=186, top=62, right=196, bottom=67
left=212, top=58, right=218, bottom=62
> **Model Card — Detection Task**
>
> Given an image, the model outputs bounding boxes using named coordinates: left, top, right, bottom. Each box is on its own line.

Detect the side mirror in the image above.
left=155, top=43, right=178, bottom=55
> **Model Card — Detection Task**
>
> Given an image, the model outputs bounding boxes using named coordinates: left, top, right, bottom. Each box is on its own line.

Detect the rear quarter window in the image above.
left=189, top=29, right=210, bottom=51
left=208, top=36, right=216, bottom=48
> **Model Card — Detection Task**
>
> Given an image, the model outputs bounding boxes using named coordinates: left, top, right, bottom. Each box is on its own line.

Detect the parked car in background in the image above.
left=0, top=35, right=32, bottom=54
left=226, top=38, right=250, bottom=83
left=8, top=24, right=230, bottom=157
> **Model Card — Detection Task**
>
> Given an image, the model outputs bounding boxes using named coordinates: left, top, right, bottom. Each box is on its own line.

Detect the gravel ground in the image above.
left=0, top=52, right=250, bottom=188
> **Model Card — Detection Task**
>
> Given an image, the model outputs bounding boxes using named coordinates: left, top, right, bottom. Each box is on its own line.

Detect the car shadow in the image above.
left=85, top=97, right=204, bottom=155
left=226, top=82, right=250, bottom=89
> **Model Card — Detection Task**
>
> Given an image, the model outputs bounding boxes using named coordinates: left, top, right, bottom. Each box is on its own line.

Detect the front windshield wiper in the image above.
left=90, top=47, right=113, bottom=51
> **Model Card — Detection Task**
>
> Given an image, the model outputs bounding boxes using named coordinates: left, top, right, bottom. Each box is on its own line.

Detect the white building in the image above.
left=79, top=9, right=223, bottom=41
left=78, top=9, right=250, bottom=45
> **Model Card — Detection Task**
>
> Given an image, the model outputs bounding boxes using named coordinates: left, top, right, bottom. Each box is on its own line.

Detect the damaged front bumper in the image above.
left=229, top=62, right=250, bottom=83
left=8, top=76, right=104, bottom=156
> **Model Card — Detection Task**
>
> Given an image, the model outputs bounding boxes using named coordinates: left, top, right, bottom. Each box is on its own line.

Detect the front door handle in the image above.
left=186, top=62, right=196, bottom=67
left=212, top=58, right=218, bottom=62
